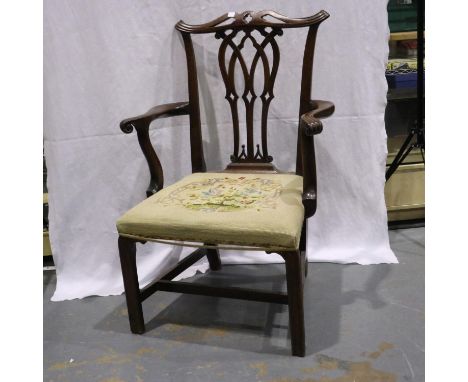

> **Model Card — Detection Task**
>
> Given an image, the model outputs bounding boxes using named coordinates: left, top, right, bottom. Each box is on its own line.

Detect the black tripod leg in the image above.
left=386, top=143, right=415, bottom=181
left=386, top=130, right=415, bottom=181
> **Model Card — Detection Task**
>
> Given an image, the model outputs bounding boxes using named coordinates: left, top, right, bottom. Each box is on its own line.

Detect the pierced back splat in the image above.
left=216, top=27, right=281, bottom=166
left=175, top=10, right=329, bottom=172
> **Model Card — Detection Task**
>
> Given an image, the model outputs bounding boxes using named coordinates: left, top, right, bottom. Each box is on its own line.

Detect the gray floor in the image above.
left=44, top=228, right=424, bottom=382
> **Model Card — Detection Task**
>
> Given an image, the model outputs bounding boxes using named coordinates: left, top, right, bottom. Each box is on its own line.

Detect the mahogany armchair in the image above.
left=117, top=10, right=334, bottom=357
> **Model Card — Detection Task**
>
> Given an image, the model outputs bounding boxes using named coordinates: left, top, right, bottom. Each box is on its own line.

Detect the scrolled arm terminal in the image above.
left=120, top=102, right=190, bottom=133
left=300, top=100, right=334, bottom=136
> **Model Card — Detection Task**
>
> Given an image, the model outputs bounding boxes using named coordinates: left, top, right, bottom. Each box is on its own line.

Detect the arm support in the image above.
left=120, top=102, right=190, bottom=197
left=299, top=100, right=334, bottom=218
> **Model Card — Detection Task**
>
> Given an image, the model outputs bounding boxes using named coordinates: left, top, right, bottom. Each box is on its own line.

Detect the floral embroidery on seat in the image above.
left=158, top=177, right=282, bottom=212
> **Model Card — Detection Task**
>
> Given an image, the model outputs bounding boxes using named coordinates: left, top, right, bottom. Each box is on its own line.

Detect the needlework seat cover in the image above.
left=117, top=172, right=304, bottom=250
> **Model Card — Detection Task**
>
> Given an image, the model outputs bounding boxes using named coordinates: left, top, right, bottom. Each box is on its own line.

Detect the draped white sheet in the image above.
left=44, top=0, right=397, bottom=301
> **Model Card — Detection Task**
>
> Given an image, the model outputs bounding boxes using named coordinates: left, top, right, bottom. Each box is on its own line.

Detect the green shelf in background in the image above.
left=388, top=0, right=417, bottom=33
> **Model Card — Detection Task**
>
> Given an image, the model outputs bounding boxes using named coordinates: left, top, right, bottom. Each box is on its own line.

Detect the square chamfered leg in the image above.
left=118, top=236, right=145, bottom=334
left=281, top=250, right=306, bottom=357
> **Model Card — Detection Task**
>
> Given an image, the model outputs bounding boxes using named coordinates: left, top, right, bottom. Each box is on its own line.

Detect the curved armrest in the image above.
left=300, top=100, right=335, bottom=136
left=300, top=99, right=335, bottom=218
left=120, top=102, right=190, bottom=133
left=120, top=102, right=190, bottom=197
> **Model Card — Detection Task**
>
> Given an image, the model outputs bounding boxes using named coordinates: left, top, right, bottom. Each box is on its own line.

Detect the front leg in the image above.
left=118, top=236, right=145, bottom=334
left=279, top=250, right=305, bottom=357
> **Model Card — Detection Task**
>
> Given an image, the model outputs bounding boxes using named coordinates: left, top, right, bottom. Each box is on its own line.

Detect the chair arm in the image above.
left=120, top=102, right=190, bottom=133
left=300, top=100, right=334, bottom=218
left=300, top=100, right=335, bottom=136
left=120, top=102, right=190, bottom=197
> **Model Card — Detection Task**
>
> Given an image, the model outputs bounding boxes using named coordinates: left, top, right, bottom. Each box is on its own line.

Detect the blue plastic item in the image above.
left=386, top=72, right=418, bottom=89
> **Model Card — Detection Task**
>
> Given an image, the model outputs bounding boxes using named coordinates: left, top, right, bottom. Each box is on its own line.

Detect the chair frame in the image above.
left=118, top=10, right=335, bottom=357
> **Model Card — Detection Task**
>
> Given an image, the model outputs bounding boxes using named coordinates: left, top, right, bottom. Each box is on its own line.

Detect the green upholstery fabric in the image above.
left=117, top=172, right=304, bottom=250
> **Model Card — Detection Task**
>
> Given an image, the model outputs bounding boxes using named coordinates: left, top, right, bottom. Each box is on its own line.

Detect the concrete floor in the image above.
left=44, top=228, right=424, bottom=382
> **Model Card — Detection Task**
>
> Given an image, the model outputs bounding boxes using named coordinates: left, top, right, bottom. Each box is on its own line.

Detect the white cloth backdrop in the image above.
left=44, top=0, right=397, bottom=301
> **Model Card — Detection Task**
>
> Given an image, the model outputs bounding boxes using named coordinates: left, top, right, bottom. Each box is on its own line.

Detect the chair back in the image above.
left=175, top=10, right=329, bottom=173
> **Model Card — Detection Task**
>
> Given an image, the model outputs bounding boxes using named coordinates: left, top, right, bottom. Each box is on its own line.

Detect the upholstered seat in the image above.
left=117, top=172, right=304, bottom=250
